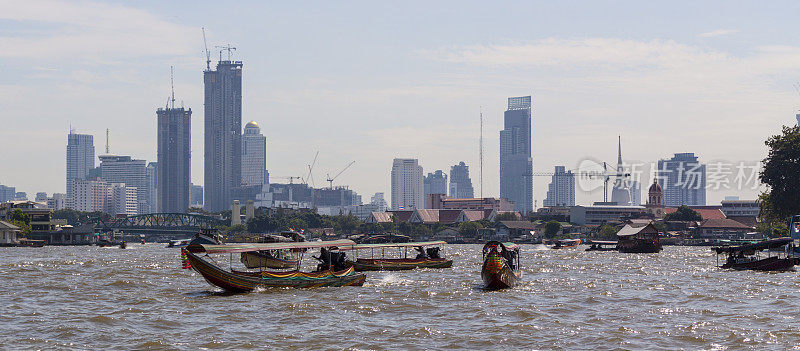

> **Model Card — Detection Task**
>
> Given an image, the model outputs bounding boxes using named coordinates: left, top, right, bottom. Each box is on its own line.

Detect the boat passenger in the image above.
left=426, top=247, right=441, bottom=259
left=313, top=247, right=332, bottom=271
left=415, top=246, right=428, bottom=259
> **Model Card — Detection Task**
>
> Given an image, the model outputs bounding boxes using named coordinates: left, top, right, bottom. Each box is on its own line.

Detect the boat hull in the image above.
left=721, top=256, right=799, bottom=272
left=618, top=239, right=662, bottom=253
left=346, top=258, right=453, bottom=271
left=186, top=252, right=366, bottom=292
left=481, top=251, right=520, bottom=290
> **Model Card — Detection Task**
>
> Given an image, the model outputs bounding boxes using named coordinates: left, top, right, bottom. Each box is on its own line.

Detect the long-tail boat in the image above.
left=341, top=241, right=453, bottom=271
left=713, top=237, right=799, bottom=272
left=481, top=241, right=521, bottom=290
left=184, top=239, right=366, bottom=292
left=585, top=240, right=618, bottom=251
left=551, top=238, right=581, bottom=249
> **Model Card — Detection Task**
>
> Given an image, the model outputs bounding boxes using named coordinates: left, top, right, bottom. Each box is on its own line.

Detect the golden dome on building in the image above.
left=245, top=121, right=259, bottom=128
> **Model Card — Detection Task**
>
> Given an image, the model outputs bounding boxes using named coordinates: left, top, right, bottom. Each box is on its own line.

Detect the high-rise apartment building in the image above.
left=658, top=153, right=707, bottom=206
left=0, top=185, right=14, bottom=203
left=543, top=166, right=575, bottom=207
left=66, top=131, right=95, bottom=206
left=391, top=158, right=423, bottom=210
left=242, top=121, right=267, bottom=187
left=424, top=170, right=448, bottom=196
left=629, top=180, right=642, bottom=206
left=146, top=162, right=157, bottom=213
left=190, top=184, right=204, bottom=207
left=157, top=105, right=192, bottom=213
left=500, top=96, right=533, bottom=214
left=99, top=155, right=147, bottom=214
left=204, top=60, right=243, bottom=212
left=449, top=161, right=474, bottom=199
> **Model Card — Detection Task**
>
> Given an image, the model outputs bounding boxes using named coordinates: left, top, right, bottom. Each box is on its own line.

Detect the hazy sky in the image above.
left=2, top=1, right=799, bottom=206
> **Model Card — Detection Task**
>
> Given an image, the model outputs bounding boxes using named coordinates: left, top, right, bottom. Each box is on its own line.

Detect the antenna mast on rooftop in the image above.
left=170, top=66, right=175, bottom=109
left=202, top=27, right=211, bottom=70
left=105, top=128, right=109, bottom=154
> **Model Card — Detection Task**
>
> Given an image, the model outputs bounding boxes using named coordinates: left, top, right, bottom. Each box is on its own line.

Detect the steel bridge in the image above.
left=92, top=213, right=228, bottom=238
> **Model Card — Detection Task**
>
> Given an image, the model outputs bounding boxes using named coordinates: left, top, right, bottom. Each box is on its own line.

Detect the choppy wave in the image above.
left=1, top=244, right=799, bottom=349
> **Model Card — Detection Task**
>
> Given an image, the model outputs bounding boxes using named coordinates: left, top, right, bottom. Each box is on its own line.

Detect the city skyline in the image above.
left=3, top=1, right=799, bottom=206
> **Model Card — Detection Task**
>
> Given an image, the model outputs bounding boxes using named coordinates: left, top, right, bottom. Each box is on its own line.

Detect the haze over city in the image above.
left=3, top=0, right=800, bottom=205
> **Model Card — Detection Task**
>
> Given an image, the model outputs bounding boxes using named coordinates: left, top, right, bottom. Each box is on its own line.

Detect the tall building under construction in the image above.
left=204, top=59, right=243, bottom=212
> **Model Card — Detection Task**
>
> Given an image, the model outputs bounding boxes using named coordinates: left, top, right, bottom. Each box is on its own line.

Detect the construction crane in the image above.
left=201, top=27, right=211, bottom=70
left=326, top=161, right=355, bottom=189
left=273, top=176, right=303, bottom=184
left=531, top=162, right=630, bottom=203
left=215, top=44, right=236, bottom=61
left=304, top=151, right=319, bottom=187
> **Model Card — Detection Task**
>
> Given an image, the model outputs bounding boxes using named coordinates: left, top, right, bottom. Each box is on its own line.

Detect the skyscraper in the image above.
left=391, top=158, right=423, bottom=210
left=543, top=166, right=575, bottom=207
left=610, top=137, right=631, bottom=206
left=157, top=104, right=191, bottom=213
left=99, top=155, right=147, bottom=214
left=449, top=161, right=475, bottom=199
left=500, top=96, right=533, bottom=214
left=241, top=121, right=267, bottom=187
left=424, top=170, right=448, bottom=196
left=204, top=59, right=243, bottom=212
left=66, top=131, right=94, bottom=207
left=146, top=162, right=157, bottom=213
left=658, top=153, right=707, bottom=206
left=629, top=180, right=642, bottom=206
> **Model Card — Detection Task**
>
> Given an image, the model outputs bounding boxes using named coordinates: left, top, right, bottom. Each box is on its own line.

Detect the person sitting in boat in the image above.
left=313, top=247, right=332, bottom=271
left=415, top=246, right=428, bottom=259
left=501, top=247, right=516, bottom=270
left=331, top=251, right=347, bottom=271
left=426, top=247, right=441, bottom=259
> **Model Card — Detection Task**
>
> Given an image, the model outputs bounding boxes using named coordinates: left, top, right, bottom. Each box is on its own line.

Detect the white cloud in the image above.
left=698, top=29, right=739, bottom=38
left=0, top=0, right=197, bottom=61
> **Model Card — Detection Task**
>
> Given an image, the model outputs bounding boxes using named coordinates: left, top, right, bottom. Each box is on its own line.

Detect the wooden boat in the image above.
left=481, top=241, right=521, bottom=290
left=585, top=240, right=618, bottom=251
left=616, top=223, right=662, bottom=253
left=240, top=250, right=300, bottom=269
left=713, top=237, right=799, bottom=272
left=184, top=239, right=365, bottom=292
left=341, top=241, right=452, bottom=271
left=167, top=239, right=191, bottom=248
left=551, top=238, right=581, bottom=249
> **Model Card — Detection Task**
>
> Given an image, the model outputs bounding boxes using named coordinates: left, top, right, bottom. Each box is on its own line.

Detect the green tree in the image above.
left=663, top=205, right=702, bottom=222
left=756, top=221, right=789, bottom=238
left=458, top=221, right=483, bottom=237
left=494, top=212, right=519, bottom=222
left=544, top=220, right=562, bottom=239
left=598, top=224, right=618, bottom=240
left=8, top=209, right=30, bottom=225
left=760, top=125, right=800, bottom=221
left=224, top=224, right=248, bottom=236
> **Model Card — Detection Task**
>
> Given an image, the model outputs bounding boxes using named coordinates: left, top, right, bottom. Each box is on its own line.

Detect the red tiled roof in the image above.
left=388, top=210, right=414, bottom=222
left=698, top=218, right=754, bottom=229
left=664, top=207, right=726, bottom=220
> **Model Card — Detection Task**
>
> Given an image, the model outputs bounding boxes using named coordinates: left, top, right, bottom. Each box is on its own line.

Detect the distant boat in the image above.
left=551, top=238, right=581, bottom=249
left=480, top=241, right=521, bottom=290
left=585, top=240, right=618, bottom=251
left=714, top=237, right=799, bottom=272
left=340, top=241, right=453, bottom=271
left=166, top=239, right=190, bottom=248
left=184, top=239, right=366, bottom=292
left=616, top=223, right=662, bottom=253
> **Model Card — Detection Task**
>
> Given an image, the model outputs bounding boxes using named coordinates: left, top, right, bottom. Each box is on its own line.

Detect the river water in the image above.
left=2, top=244, right=800, bottom=350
